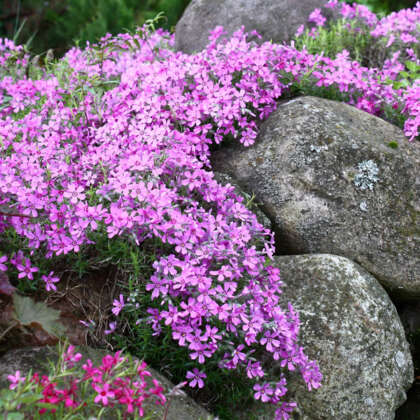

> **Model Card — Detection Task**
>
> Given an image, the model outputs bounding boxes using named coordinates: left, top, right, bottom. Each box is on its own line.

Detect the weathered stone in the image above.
left=0, top=346, right=214, bottom=420
left=213, top=171, right=272, bottom=231
left=175, top=0, right=338, bottom=54
left=263, top=254, right=413, bottom=420
left=211, top=96, right=420, bottom=298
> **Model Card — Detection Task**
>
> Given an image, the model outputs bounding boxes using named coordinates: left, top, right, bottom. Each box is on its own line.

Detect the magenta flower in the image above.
left=104, top=321, right=117, bottom=335
left=0, top=255, right=7, bottom=271
left=94, top=382, right=115, bottom=406
left=112, top=294, right=125, bottom=316
left=275, top=401, right=298, bottom=420
left=64, top=345, right=82, bottom=368
left=295, top=24, right=305, bottom=37
left=136, top=360, right=152, bottom=381
left=253, top=383, right=274, bottom=403
left=8, top=370, right=25, bottom=390
left=63, top=183, right=86, bottom=204
left=308, top=8, right=326, bottom=27
left=16, top=258, right=39, bottom=280
left=186, top=368, right=206, bottom=388
left=41, top=271, right=60, bottom=292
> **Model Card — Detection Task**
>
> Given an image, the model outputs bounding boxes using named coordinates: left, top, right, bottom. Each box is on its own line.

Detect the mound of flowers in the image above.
left=0, top=1, right=419, bottom=418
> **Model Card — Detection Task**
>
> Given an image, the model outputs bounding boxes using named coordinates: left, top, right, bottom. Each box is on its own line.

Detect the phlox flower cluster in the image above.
left=326, top=0, right=420, bottom=61
left=370, top=2, right=420, bottom=51
left=296, top=1, right=420, bottom=139
left=0, top=2, right=419, bottom=417
left=0, top=25, right=320, bottom=418
left=7, top=345, right=166, bottom=417
left=0, top=38, right=29, bottom=79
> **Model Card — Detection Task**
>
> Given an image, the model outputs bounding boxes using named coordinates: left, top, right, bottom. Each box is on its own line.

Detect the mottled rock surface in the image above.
left=268, top=254, right=413, bottom=420
left=212, top=96, right=420, bottom=298
left=0, top=346, right=214, bottom=420
left=175, top=0, right=338, bottom=54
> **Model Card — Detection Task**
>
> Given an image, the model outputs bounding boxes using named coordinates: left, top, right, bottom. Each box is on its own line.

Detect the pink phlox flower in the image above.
left=253, top=383, right=274, bottom=402
left=136, top=360, right=152, bottom=381
left=186, top=368, right=206, bottom=388
left=16, top=258, right=39, bottom=280
left=146, top=275, right=169, bottom=300
left=41, top=271, right=60, bottom=292
left=172, top=324, right=194, bottom=346
left=386, top=34, right=395, bottom=47
left=161, top=304, right=181, bottom=326
left=231, top=344, right=247, bottom=365
left=64, top=345, right=82, bottom=368
left=308, top=8, right=326, bottom=27
left=260, top=331, right=281, bottom=352
left=10, top=250, right=24, bottom=267
left=301, top=359, right=323, bottom=391
left=93, top=382, right=115, bottom=406
left=63, top=183, right=85, bottom=204
left=208, top=25, right=227, bottom=43
left=246, top=360, right=265, bottom=379
left=275, top=401, right=298, bottom=420
left=0, top=255, right=8, bottom=271
left=190, top=344, right=213, bottom=364
left=295, top=24, right=305, bottom=38
left=82, top=359, right=103, bottom=382
left=8, top=370, right=25, bottom=390
left=149, top=378, right=166, bottom=404
left=112, top=294, right=125, bottom=316
left=104, top=321, right=117, bottom=335
left=325, top=0, right=338, bottom=8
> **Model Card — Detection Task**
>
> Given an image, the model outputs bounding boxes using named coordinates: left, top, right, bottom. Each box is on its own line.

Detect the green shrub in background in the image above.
left=0, top=0, right=190, bottom=56
left=347, top=0, right=418, bottom=15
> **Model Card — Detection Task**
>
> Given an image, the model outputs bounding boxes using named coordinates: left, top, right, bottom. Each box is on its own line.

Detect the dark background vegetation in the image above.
left=0, top=0, right=190, bottom=56
left=0, top=0, right=418, bottom=57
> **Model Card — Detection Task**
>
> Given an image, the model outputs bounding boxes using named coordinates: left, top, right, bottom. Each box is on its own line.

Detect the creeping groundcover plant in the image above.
left=0, top=1, right=419, bottom=418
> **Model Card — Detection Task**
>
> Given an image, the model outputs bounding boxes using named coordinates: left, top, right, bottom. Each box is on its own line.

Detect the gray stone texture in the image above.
left=271, top=254, right=413, bottom=420
left=211, top=96, right=420, bottom=298
left=175, top=0, right=338, bottom=54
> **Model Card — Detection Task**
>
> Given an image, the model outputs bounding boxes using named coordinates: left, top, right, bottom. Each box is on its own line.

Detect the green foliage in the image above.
left=12, top=294, right=66, bottom=338
left=0, top=0, right=190, bottom=56
left=347, top=0, right=419, bottom=15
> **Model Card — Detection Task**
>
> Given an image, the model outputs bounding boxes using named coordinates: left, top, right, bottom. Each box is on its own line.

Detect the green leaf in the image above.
left=12, top=294, right=66, bottom=338
left=18, top=392, right=43, bottom=404
left=5, top=413, right=24, bottom=420
left=35, top=402, right=58, bottom=409
left=133, top=37, right=141, bottom=50
left=405, top=60, right=419, bottom=72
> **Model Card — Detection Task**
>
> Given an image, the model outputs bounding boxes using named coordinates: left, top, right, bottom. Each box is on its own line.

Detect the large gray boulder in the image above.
left=0, top=346, right=214, bottom=420
left=256, top=254, right=413, bottom=420
left=211, top=96, right=420, bottom=298
left=175, top=0, right=337, bottom=54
